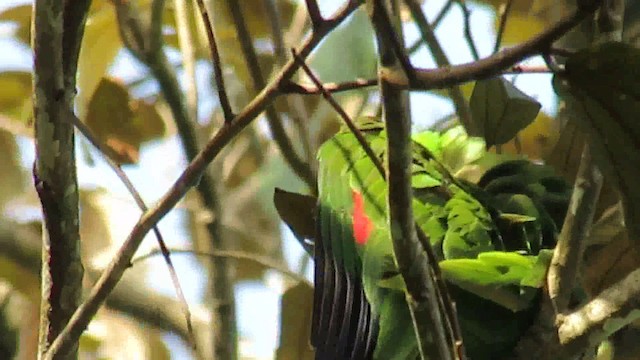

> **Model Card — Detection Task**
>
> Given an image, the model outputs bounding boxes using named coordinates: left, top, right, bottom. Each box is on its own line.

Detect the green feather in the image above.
left=313, top=119, right=570, bottom=359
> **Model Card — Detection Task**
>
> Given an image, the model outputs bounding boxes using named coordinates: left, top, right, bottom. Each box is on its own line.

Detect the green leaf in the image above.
left=276, top=283, right=315, bottom=360
left=553, top=41, right=640, bottom=245
left=469, top=77, right=541, bottom=147
left=411, top=173, right=442, bottom=188
left=440, top=250, right=548, bottom=311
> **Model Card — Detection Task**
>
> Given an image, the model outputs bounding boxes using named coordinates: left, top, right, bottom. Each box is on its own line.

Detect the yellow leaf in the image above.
left=212, top=0, right=297, bottom=41
left=77, top=2, right=123, bottom=117
left=491, top=111, right=559, bottom=160
left=0, top=130, right=26, bottom=209
left=496, top=14, right=545, bottom=45
left=276, top=283, right=315, bottom=360
left=85, top=78, right=166, bottom=164
left=477, top=0, right=536, bottom=13
left=0, top=5, right=31, bottom=45
left=0, top=71, right=32, bottom=128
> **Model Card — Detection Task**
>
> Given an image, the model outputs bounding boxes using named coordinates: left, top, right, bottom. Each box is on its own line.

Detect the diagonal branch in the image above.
left=113, top=0, right=237, bottom=357
left=194, top=0, right=234, bottom=122
left=42, top=2, right=362, bottom=357
left=382, top=2, right=602, bottom=90
left=68, top=111, right=198, bottom=352
left=225, top=0, right=315, bottom=189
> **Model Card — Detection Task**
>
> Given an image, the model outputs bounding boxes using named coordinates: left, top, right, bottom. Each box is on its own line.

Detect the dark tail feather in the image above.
left=311, top=206, right=378, bottom=360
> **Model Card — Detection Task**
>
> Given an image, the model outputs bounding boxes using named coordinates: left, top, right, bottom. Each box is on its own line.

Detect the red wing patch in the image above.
left=352, top=190, right=373, bottom=245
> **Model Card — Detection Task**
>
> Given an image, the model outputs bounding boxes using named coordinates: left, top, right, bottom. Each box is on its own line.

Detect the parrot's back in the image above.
left=310, top=123, right=570, bottom=360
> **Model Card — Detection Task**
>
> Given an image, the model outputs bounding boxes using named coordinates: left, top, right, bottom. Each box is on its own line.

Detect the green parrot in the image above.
left=308, top=119, right=571, bottom=360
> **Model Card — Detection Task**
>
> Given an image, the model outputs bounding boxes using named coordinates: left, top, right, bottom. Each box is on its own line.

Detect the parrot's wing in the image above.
left=311, top=132, right=384, bottom=360
left=311, top=204, right=378, bottom=360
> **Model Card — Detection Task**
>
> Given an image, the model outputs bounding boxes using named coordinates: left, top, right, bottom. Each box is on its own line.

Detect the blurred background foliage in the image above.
left=0, top=0, right=638, bottom=359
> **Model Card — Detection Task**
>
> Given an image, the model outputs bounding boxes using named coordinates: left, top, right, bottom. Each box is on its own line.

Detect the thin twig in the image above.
left=266, top=0, right=315, bottom=175
left=43, top=2, right=361, bottom=356
left=304, top=0, right=323, bottom=29
left=133, top=248, right=310, bottom=285
left=404, top=0, right=474, bottom=133
left=281, top=63, right=553, bottom=95
left=454, top=0, right=480, bottom=60
left=280, top=78, right=377, bottom=94
left=292, top=51, right=384, bottom=176
left=194, top=0, right=234, bottom=122
left=226, top=0, right=315, bottom=189
left=67, top=112, right=198, bottom=351
left=403, top=4, right=600, bottom=90
left=493, top=0, right=514, bottom=53
left=407, top=0, right=454, bottom=54
left=0, top=222, right=208, bottom=357
left=109, top=0, right=230, bottom=358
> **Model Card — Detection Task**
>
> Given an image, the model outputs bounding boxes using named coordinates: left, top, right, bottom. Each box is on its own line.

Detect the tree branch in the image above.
left=33, top=0, right=88, bottom=357
left=112, top=0, right=237, bottom=357
left=43, top=2, right=361, bottom=356
left=194, top=0, right=234, bottom=122
left=134, top=248, right=310, bottom=285
left=404, top=0, right=473, bottom=133
left=548, top=145, right=602, bottom=313
left=397, top=2, right=601, bottom=90
left=226, top=0, right=316, bottom=189
left=0, top=220, right=209, bottom=359
left=367, top=1, right=454, bottom=359
left=558, top=266, right=640, bottom=356
left=67, top=111, right=197, bottom=352
left=454, top=0, right=479, bottom=60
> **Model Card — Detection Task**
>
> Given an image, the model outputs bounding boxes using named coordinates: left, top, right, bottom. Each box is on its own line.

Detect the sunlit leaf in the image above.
left=77, top=2, right=124, bottom=116
left=476, top=0, right=536, bottom=12
left=276, top=282, right=314, bottom=360
left=0, top=71, right=32, bottom=131
left=0, top=131, right=26, bottom=209
left=0, top=5, right=31, bottom=45
left=80, top=189, right=116, bottom=266
left=469, top=77, right=541, bottom=147
left=496, top=111, right=559, bottom=160
left=85, top=77, right=166, bottom=164
left=553, top=41, right=640, bottom=245
left=496, top=14, right=545, bottom=45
